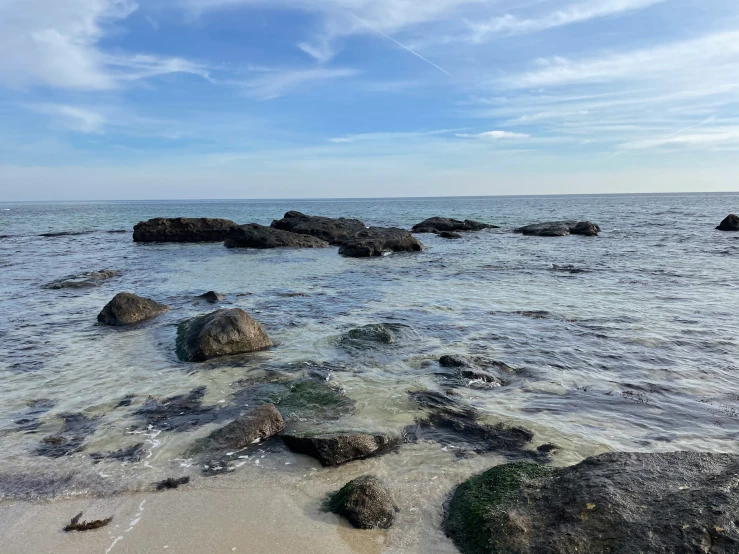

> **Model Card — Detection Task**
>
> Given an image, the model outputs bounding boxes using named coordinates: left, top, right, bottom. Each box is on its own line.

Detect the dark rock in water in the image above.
left=438, top=231, right=463, bottom=239
left=134, top=387, right=221, bottom=432
left=536, top=443, right=559, bottom=454
left=437, top=355, right=514, bottom=388
left=341, top=323, right=414, bottom=346
left=176, top=308, right=272, bottom=362
left=115, top=394, right=135, bottom=408
left=39, top=231, right=92, bottom=238
left=224, top=223, right=330, bottom=249
left=133, top=217, right=237, bottom=243
left=412, top=217, right=498, bottom=234
left=37, top=413, right=101, bottom=458
left=199, top=404, right=284, bottom=450
left=44, top=270, right=118, bottom=290
left=198, top=291, right=224, bottom=303
left=63, top=512, right=113, bottom=532
left=89, top=443, right=145, bottom=464
left=255, top=379, right=356, bottom=422
left=444, top=452, right=739, bottom=554
left=514, top=221, right=600, bottom=237
left=155, top=476, right=190, bottom=491
left=408, top=390, right=479, bottom=419
left=339, top=227, right=423, bottom=257
left=12, top=399, right=56, bottom=432
left=550, top=264, right=586, bottom=274
left=271, top=211, right=366, bottom=245
left=283, top=433, right=398, bottom=466
left=717, top=214, right=739, bottom=231
left=326, top=475, right=397, bottom=529
left=97, top=292, right=169, bottom=326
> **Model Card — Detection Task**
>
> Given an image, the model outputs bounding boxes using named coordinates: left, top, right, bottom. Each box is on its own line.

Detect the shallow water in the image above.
left=1, top=195, right=738, bottom=550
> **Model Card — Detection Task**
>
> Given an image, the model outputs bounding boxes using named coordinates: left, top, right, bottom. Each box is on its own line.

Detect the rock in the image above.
left=134, top=387, right=223, bottom=432
left=97, top=292, right=169, bottom=326
left=198, top=291, right=224, bottom=303
left=717, top=214, right=739, bottom=231
left=175, top=308, right=272, bottom=362
left=444, top=452, right=739, bottom=554
left=271, top=211, right=366, bottom=244
left=338, top=227, right=424, bottom=257
left=412, top=217, right=497, bottom=233
left=36, top=413, right=100, bottom=458
left=133, top=217, right=237, bottom=242
left=44, top=270, right=118, bottom=290
left=438, top=231, right=463, bottom=239
left=326, top=475, right=397, bottom=529
left=341, top=323, right=414, bottom=346
left=89, top=443, right=145, bottom=464
left=514, top=220, right=600, bottom=237
left=438, top=355, right=514, bottom=387
left=282, top=432, right=398, bottom=466
left=224, top=223, right=330, bottom=249
left=408, top=390, right=479, bottom=419
left=200, top=404, right=284, bottom=450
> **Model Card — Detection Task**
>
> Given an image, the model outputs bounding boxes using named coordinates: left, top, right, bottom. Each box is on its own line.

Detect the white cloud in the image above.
left=456, top=130, right=530, bottom=139
left=242, top=67, right=360, bottom=99
left=469, top=0, right=666, bottom=40
left=328, top=129, right=458, bottom=143
left=27, top=103, right=108, bottom=133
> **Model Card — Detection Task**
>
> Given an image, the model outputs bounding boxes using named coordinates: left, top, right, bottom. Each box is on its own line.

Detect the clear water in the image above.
left=1, top=195, right=738, bottom=550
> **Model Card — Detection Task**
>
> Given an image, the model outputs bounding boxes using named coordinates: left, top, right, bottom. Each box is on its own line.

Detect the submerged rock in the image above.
left=89, top=443, right=145, bottom=464
left=224, top=223, right=330, bottom=249
left=717, top=214, right=739, bottom=231
left=326, top=475, right=397, bottom=529
left=12, top=399, right=56, bottom=432
left=444, top=452, right=739, bottom=554
left=514, top=221, right=600, bottom=237
left=44, top=270, right=118, bottom=290
left=438, top=231, right=463, bottom=239
left=97, top=292, right=169, bottom=326
left=36, top=413, right=101, bottom=458
left=408, top=390, right=479, bottom=419
left=338, top=227, right=424, bottom=257
left=134, top=387, right=222, bottom=432
left=437, top=355, right=515, bottom=387
left=412, top=217, right=497, bottom=234
left=198, top=291, right=224, bottom=303
left=199, top=404, right=284, bottom=450
left=255, top=379, right=356, bottom=422
left=133, top=217, right=237, bottom=242
left=175, top=308, right=272, bottom=362
left=340, top=323, right=415, bottom=346
left=271, top=211, right=366, bottom=245
left=283, top=433, right=398, bottom=466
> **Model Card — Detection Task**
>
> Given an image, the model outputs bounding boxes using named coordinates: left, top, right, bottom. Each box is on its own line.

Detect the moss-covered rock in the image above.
left=326, top=475, right=396, bottom=529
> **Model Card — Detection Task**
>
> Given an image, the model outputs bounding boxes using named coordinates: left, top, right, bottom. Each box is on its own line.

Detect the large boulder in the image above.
left=717, top=214, right=739, bottom=231
left=514, top=221, right=600, bottom=237
left=133, top=218, right=237, bottom=242
left=271, top=211, right=366, bottom=244
left=326, top=475, right=397, bottom=529
left=444, top=451, right=739, bottom=554
left=282, top=432, right=398, bottom=466
left=412, top=217, right=498, bottom=233
left=97, top=292, right=169, bottom=326
left=200, top=404, right=284, bottom=450
left=175, top=308, right=272, bottom=362
left=338, top=227, right=424, bottom=257
left=224, top=223, right=330, bottom=249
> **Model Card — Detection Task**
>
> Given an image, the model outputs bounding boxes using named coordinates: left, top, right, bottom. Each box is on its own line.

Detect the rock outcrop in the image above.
left=326, top=475, right=397, bottom=529
left=97, top=292, right=169, bottom=326
left=282, top=432, right=398, bottom=466
left=514, top=221, right=600, bottom=237
left=224, top=223, right=330, bottom=249
left=412, top=217, right=497, bottom=234
left=133, top=218, right=237, bottom=242
left=717, top=214, right=739, bottom=231
left=200, top=404, right=284, bottom=449
left=271, top=211, right=366, bottom=244
left=444, top=451, right=739, bottom=554
left=175, top=308, right=272, bottom=362
left=338, top=227, right=423, bottom=257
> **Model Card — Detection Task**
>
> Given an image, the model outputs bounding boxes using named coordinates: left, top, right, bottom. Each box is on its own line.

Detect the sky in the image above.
left=1, top=0, right=738, bottom=200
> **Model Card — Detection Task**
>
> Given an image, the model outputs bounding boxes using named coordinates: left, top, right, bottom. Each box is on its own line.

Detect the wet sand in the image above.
left=0, top=485, right=386, bottom=554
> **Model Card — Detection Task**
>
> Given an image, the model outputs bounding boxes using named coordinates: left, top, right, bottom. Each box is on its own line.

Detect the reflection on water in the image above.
left=1, top=195, right=738, bottom=549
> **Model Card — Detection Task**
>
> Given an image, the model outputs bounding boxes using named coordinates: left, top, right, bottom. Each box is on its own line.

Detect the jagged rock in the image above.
left=200, top=404, right=284, bottom=450
left=97, top=292, right=169, bottom=326
left=444, top=452, right=739, bottom=554
left=176, top=308, right=272, bottom=362
left=133, top=217, right=237, bottom=242
left=326, top=475, right=397, bottom=529
left=224, top=223, right=329, bottom=249
left=412, top=217, right=497, bottom=233
left=338, top=227, right=423, bottom=257
left=514, top=221, right=600, bottom=237
left=282, top=432, right=398, bottom=466
left=198, top=291, right=224, bottom=303
left=271, top=211, right=366, bottom=244
left=717, top=214, right=739, bottom=231
left=44, top=270, right=118, bottom=290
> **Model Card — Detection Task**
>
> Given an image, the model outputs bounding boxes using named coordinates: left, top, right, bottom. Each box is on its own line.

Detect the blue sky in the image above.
left=1, top=0, right=738, bottom=200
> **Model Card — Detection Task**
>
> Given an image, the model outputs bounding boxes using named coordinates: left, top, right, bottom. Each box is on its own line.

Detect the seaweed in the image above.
left=63, top=512, right=113, bottom=532
left=154, top=476, right=190, bottom=490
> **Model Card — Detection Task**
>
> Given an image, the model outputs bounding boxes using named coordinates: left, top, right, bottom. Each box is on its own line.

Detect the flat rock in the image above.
left=133, top=217, right=237, bottom=242
left=444, top=451, right=739, bottom=554
left=412, top=217, right=498, bottom=233
left=199, top=404, right=284, bottom=450
left=338, top=227, right=424, bottom=257
left=717, top=214, right=739, bottom=231
left=326, top=475, right=397, bottom=529
left=514, top=221, right=600, bottom=237
left=44, top=270, right=118, bottom=290
left=97, top=292, right=169, bottom=326
left=282, top=432, right=398, bottom=466
left=271, top=211, right=366, bottom=244
left=224, top=223, right=330, bottom=249
left=176, top=308, right=272, bottom=362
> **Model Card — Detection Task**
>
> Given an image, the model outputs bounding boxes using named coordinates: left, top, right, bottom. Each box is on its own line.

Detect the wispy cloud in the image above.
left=26, top=103, right=108, bottom=133
left=328, top=129, right=459, bottom=143
left=456, top=130, right=530, bottom=139
left=242, top=67, right=360, bottom=99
